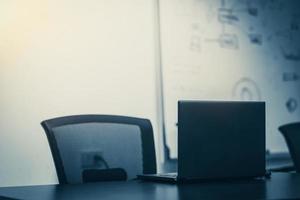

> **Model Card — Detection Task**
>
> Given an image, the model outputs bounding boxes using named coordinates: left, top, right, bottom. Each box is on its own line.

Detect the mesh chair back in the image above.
left=279, top=122, right=300, bottom=173
left=41, top=115, right=156, bottom=184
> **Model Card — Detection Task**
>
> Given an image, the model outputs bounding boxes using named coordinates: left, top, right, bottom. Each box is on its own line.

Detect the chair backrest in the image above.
left=279, top=122, right=300, bottom=173
left=41, top=115, right=156, bottom=184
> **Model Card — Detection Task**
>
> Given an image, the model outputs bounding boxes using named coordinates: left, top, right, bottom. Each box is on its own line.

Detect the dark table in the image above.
left=0, top=173, right=300, bottom=200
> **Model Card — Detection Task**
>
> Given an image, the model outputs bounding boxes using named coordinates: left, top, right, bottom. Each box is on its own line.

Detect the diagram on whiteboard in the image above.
left=232, top=77, right=261, bottom=101
left=160, top=0, right=300, bottom=158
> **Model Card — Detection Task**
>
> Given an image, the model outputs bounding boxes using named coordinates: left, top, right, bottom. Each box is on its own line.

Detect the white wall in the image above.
left=0, top=0, right=161, bottom=187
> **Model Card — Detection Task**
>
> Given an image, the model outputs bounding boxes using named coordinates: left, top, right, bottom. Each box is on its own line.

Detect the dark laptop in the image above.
left=138, top=100, right=266, bottom=182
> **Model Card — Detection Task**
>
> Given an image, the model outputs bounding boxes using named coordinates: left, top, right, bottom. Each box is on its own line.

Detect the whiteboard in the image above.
left=159, top=0, right=300, bottom=158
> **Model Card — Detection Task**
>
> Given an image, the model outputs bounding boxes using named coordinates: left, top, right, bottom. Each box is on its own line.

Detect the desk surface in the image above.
left=0, top=173, right=299, bottom=200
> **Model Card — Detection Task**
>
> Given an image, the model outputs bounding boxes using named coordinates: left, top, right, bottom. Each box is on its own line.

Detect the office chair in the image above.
left=279, top=122, right=300, bottom=173
left=41, top=115, right=156, bottom=184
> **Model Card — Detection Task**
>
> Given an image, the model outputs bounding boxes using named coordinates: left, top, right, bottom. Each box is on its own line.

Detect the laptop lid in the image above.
left=177, top=100, right=265, bottom=180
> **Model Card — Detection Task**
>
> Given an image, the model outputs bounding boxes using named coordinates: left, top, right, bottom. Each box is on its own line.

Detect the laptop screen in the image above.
left=178, top=101, right=265, bottom=180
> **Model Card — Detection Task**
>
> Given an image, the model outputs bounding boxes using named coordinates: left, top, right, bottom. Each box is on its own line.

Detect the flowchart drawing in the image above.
left=232, top=77, right=261, bottom=101
left=190, top=35, right=202, bottom=52
left=283, top=72, right=300, bottom=82
left=218, top=8, right=239, bottom=24
left=219, top=34, right=239, bottom=49
left=286, top=98, right=298, bottom=113
left=248, top=33, right=263, bottom=45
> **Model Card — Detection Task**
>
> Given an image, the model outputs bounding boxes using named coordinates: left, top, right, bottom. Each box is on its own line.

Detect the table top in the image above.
left=0, top=173, right=299, bottom=200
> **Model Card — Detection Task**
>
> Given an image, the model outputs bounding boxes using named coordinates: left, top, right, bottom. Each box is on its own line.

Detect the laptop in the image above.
left=138, top=100, right=266, bottom=182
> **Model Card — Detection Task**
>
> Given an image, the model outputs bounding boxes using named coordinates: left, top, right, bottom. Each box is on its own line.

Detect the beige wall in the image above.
left=0, top=0, right=160, bottom=186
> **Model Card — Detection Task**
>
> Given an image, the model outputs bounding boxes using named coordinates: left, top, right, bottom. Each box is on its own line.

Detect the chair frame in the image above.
left=41, top=115, right=157, bottom=184
left=279, top=122, right=300, bottom=172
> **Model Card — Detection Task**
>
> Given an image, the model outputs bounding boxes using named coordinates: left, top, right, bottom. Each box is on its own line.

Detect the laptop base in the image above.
left=137, top=173, right=178, bottom=182
left=137, top=171, right=271, bottom=183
